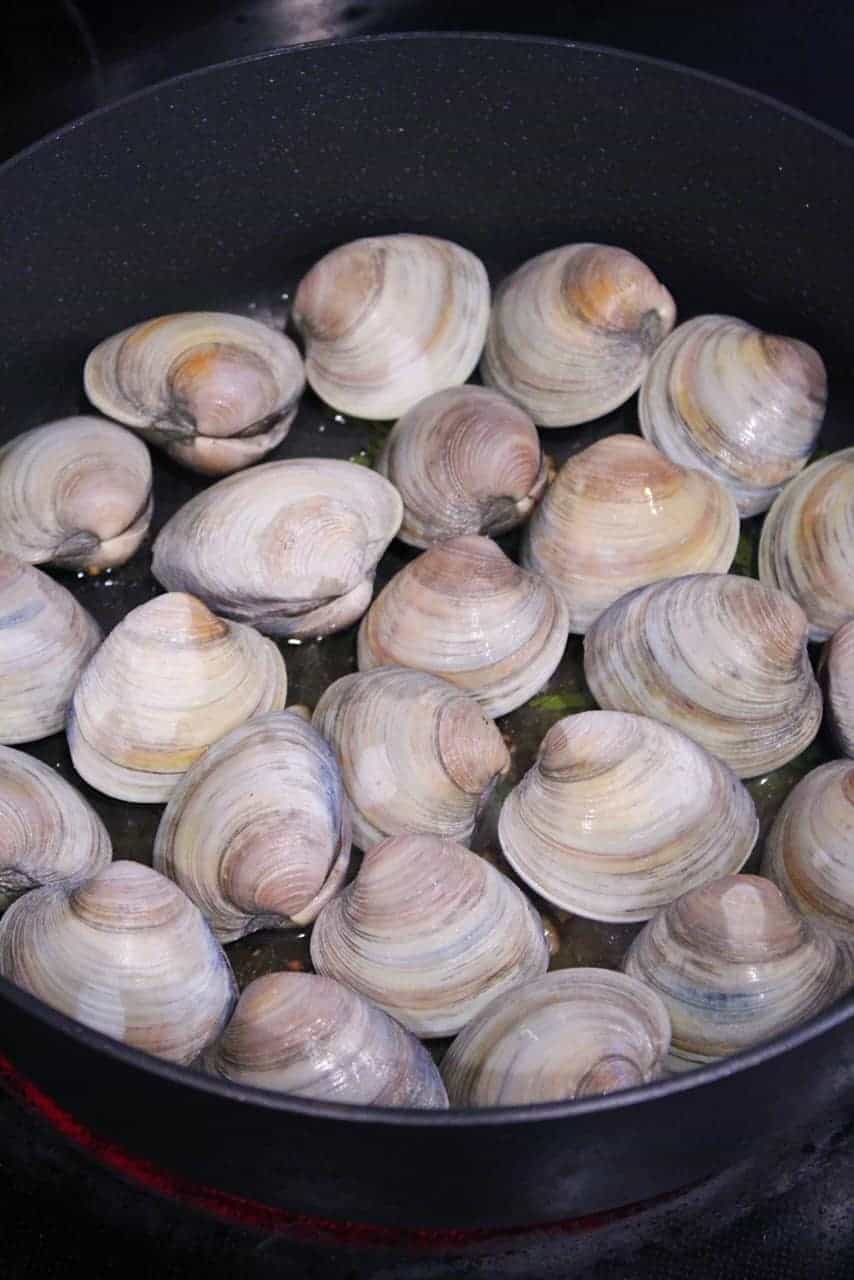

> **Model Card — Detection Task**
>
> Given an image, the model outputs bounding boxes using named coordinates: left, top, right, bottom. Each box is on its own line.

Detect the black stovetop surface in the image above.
left=2, top=3, right=854, bottom=1276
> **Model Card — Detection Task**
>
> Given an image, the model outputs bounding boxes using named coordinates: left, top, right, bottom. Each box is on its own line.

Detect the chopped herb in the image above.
left=529, top=690, right=594, bottom=714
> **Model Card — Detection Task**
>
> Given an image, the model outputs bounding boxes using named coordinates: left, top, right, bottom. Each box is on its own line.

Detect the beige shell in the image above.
left=84, top=312, right=305, bottom=476
left=310, top=833, right=549, bottom=1038
left=0, top=553, right=102, bottom=745
left=0, top=745, right=111, bottom=911
left=824, top=621, right=854, bottom=756
left=0, top=861, right=236, bottom=1063
left=357, top=536, right=570, bottom=717
left=203, top=972, right=448, bottom=1108
left=480, top=244, right=676, bottom=427
left=67, top=592, right=287, bottom=802
left=292, top=234, right=490, bottom=420
left=311, top=666, right=510, bottom=852
left=374, top=386, right=548, bottom=547
left=639, top=315, right=827, bottom=516
left=498, top=710, right=758, bottom=922
left=583, top=573, right=822, bottom=778
left=153, top=711, right=351, bottom=942
left=762, top=761, right=854, bottom=959
left=521, top=434, right=739, bottom=633
left=441, top=968, right=671, bottom=1106
left=758, top=447, right=854, bottom=642
left=152, top=459, right=402, bottom=638
left=0, top=416, right=153, bottom=572
left=624, top=874, right=852, bottom=1071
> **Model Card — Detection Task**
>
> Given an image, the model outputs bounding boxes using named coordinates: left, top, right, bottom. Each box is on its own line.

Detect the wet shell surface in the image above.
left=583, top=573, right=822, bottom=778
left=0, top=861, right=237, bottom=1063
left=0, top=745, right=111, bottom=911
left=521, top=434, right=739, bottom=633
left=152, top=459, right=402, bottom=638
left=67, top=592, right=287, bottom=802
left=84, top=312, right=305, bottom=476
left=0, top=416, right=153, bottom=572
left=623, top=875, right=852, bottom=1070
left=292, top=234, right=490, bottom=420
left=758, top=447, right=854, bottom=642
left=153, top=711, right=351, bottom=943
left=498, top=711, right=758, bottom=922
left=311, top=666, right=510, bottom=852
left=375, top=385, right=548, bottom=547
left=310, top=833, right=550, bottom=1038
left=0, top=553, right=102, bottom=746
left=441, top=968, right=671, bottom=1106
left=203, top=972, right=448, bottom=1108
left=480, top=244, right=676, bottom=427
left=825, top=621, right=854, bottom=756
left=357, top=535, right=570, bottom=717
left=639, top=315, right=827, bottom=516
left=762, top=761, right=854, bottom=959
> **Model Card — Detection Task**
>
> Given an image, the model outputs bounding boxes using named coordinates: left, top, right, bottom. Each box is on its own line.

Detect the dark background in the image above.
left=2, top=2, right=854, bottom=1276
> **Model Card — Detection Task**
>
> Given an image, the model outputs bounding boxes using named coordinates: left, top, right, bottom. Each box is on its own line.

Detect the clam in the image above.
left=0, top=416, right=153, bottom=572
left=152, top=459, right=402, bottom=638
left=153, top=711, right=350, bottom=942
left=357, top=536, right=570, bottom=717
left=203, top=972, right=448, bottom=1107
left=521, top=434, right=739, bottom=633
left=0, top=861, right=236, bottom=1063
left=758, top=447, right=854, bottom=641
left=310, top=833, right=549, bottom=1038
left=824, top=621, right=854, bottom=756
left=374, top=386, right=548, bottom=547
left=762, top=761, right=854, bottom=959
left=639, top=315, right=827, bottom=516
left=0, top=553, right=102, bottom=745
left=498, top=711, right=758, bottom=922
left=623, top=874, right=852, bottom=1071
left=583, top=573, right=822, bottom=778
left=0, top=745, right=111, bottom=911
left=441, top=969, right=671, bottom=1106
left=292, top=234, right=490, bottom=420
left=311, top=667, right=510, bottom=851
left=67, top=592, right=287, bottom=802
left=480, top=244, right=676, bottom=426
left=84, top=312, right=305, bottom=476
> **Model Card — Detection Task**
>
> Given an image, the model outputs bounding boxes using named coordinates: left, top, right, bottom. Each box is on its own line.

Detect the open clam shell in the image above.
left=357, top=535, right=570, bottom=717
left=824, top=620, right=854, bottom=756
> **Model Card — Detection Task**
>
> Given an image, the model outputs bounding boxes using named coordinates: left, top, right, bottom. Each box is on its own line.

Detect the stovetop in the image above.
left=2, top=3, right=854, bottom=1277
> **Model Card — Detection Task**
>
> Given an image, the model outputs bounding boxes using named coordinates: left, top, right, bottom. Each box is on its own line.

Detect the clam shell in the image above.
left=0, top=861, right=237, bottom=1063
left=203, top=972, right=448, bottom=1107
left=480, top=244, right=676, bottom=427
left=521, top=434, right=739, bottom=633
left=441, top=969, right=671, bottom=1106
left=824, top=620, right=854, bottom=756
left=67, top=592, right=287, bottom=802
left=357, top=535, right=570, bottom=717
left=84, top=312, right=305, bottom=476
left=153, top=710, right=351, bottom=942
left=0, top=416, right=153, bottom=572
left=583, top=573, right=822, bottom=777
left=292, top=234, right=490, bottom=419
left=0, top=553, right=102, bottom=745
left=375, top=386, right=548, bottom=547
left=758, top=447, right=854, bottom=641
left=310, top=833, right=549, bottom=1038
left=762, top=761, right=854, bottom=959
left=311, top=666, right=510, bottom=852
left=0, top=745, right=111, bottom=911
left=498, top=710, right=758, bottom=922
left=152, top=459, right=402, bottom=638
left=639, top=315, right=827, bottom=516
left=623, top=874, right=852, bottom=1070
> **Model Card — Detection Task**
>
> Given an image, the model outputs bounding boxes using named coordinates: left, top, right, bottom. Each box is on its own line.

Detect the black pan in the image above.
left=1, top=32, right=853, bottom=1233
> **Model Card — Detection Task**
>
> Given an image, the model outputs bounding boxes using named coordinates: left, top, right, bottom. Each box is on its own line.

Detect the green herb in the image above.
left=529, top=690, right=594, bottom=714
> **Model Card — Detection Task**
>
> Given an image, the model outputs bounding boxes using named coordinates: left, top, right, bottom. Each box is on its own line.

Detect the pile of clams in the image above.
left=0, top=229, right=852, bottom=1114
